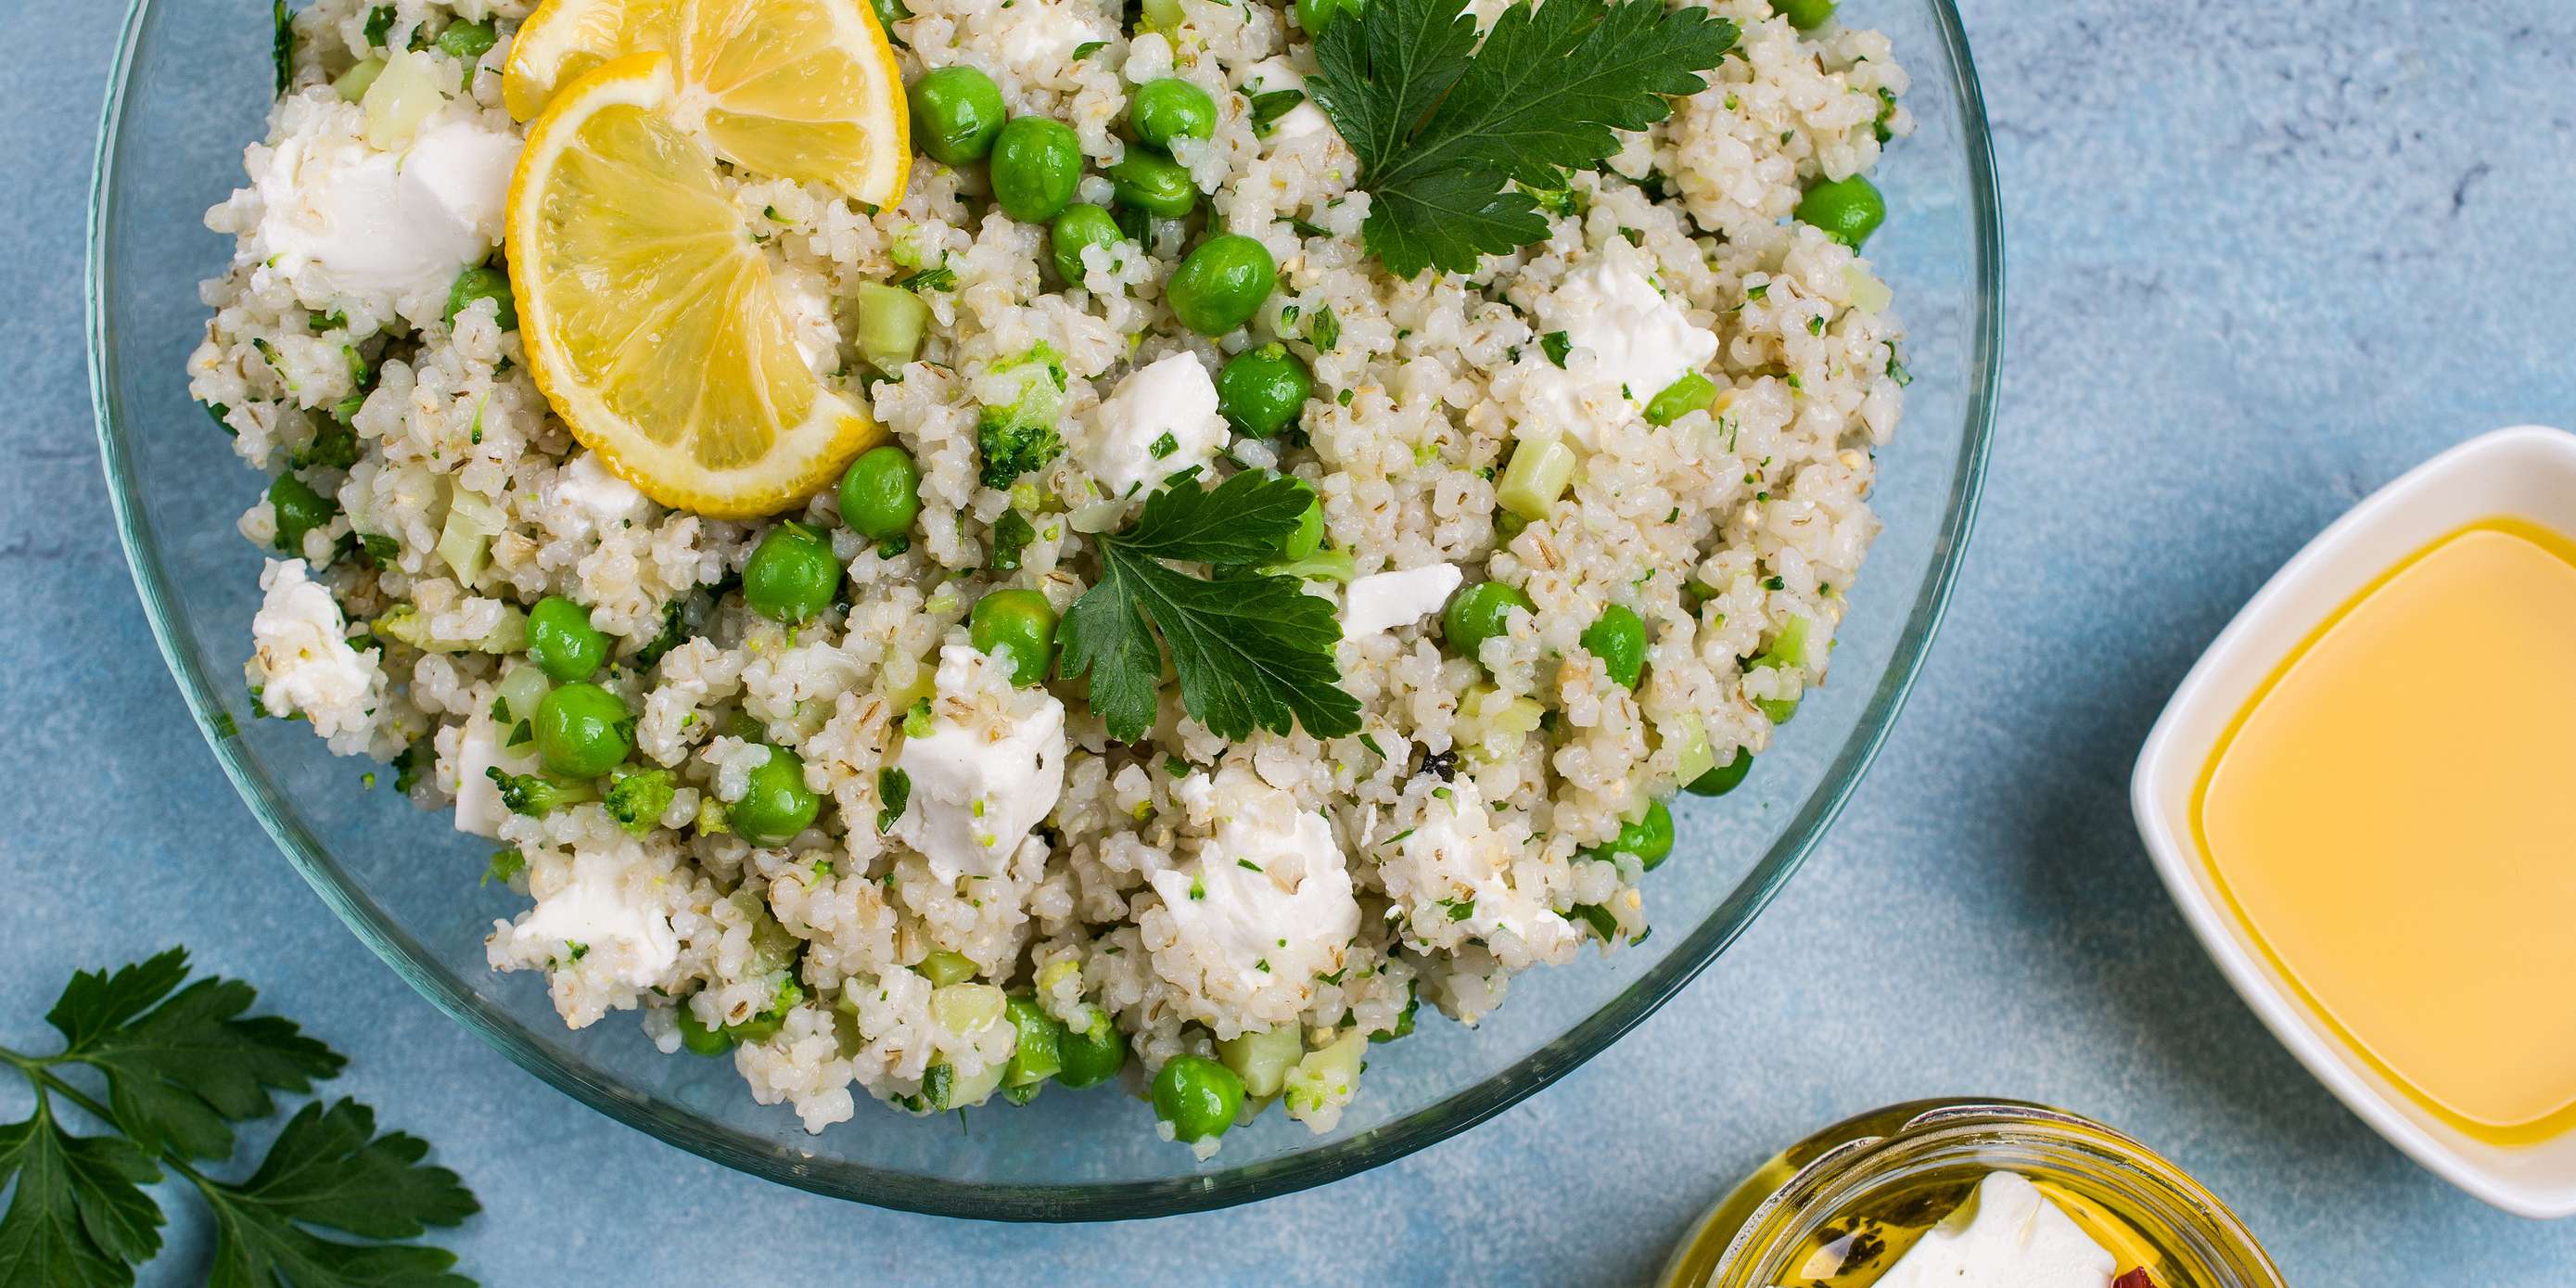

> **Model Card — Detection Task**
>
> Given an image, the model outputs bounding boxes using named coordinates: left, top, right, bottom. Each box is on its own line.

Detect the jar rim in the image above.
left=1703, top=1099, right=2284, bottom=1288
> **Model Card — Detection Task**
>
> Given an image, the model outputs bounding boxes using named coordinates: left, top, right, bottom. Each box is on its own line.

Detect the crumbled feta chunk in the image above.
left=895, top=645, right=1068, bottom=883
left=548, top=452, right=650, bottom=538
left=513, top=854, right=680, bottom=989
left=1872, top=1172, right=2118, bottom=1288
left=1084, top=352, right=1226, bottom=497
left=245, top=113, right=519, bottom=304
left=248, top=559, right=386, bottom=749
left=1148, top=769, right=1360, bottom=1031
left=453, top=714, right=536, bottom=837
left=1244, top=57, right=1334, bottom=146
left=1521, top=257, right=1718, bottom=446
left=1342, top=563, right=1462, bottom=638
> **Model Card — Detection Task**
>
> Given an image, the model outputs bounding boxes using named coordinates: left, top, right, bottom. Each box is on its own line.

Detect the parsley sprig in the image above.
left=0, top=949, right=479, bottom=1287
left=1059, top=471, right=1361, bottom=743
left=1307, top=0, right=1738, bottom=277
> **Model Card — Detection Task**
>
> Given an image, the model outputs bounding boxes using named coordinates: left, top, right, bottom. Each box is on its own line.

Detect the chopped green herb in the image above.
left=1309, top=304, right=1341, bottom=351
left=272, top=0, right=295, bottom=97
left=988, top=508, right=1035, bottom=572
left=1540, top=330, right=1572, bottom=367
left=482, top=848, right=526, bottom=886
left=876, top=767, right=911, bottom=835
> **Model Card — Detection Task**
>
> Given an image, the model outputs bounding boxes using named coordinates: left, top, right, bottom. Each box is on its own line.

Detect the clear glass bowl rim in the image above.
left=85, top=0, right=2003, bottom=1221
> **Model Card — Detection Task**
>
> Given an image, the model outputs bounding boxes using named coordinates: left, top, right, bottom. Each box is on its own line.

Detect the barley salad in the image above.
left=193, top=0, right=1911, bottom=1153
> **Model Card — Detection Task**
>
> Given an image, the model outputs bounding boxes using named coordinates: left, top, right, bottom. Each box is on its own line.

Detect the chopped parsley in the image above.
left=1306, top=0, right=1738, bottom=276
left=1309, top=304, right=1342, bottom=352
left=1540, top=330, right=1572, bottom=367
left=876, top=767, right=911, bottom=835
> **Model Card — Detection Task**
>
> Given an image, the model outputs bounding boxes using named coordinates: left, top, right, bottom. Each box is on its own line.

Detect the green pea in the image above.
left=268, top=475, right=335, bottom=553
left=1795, top=174, right=1885, bottom=249
left=1050, top=203, right=1124, bottom=284
left=1216, top=343, right=1312, bottom=438
left=1582, top=799, right=1675, bottom=871
left=443, top=263, right=516, bottom=330
left=1580, top=604, right=1647, bottom=689
left=675, top=1004, right=736, bottom=1056
left=534, top=682, right=632, bottom=780
left=1687, top=747, right=1753, bottom=797
left=989, top=117, right=1083, bottom=223
left=1771, top=0, right=1836, bottom=31
left=968, top=588, right=1058, bottom=686
left=743, top=522, right=840, bottom=623
left=433, top=19, right=497, bottom=59
left=1166, top=234, right=1276, bottom=336
left=527, top=595, right=609, bottom=682
left=1151, top=1052, right=1243, bottom=1142
left=1002, top=995, right=1066, bottom=1087
left=733, top=746, right=821, bottom=846
left=1129, top=78, right=1216, bottom=152
left=1107, top=151, right=1197, bottom=219
left=1054, top=1010, right=1128, bottom=1089
left=837, top=445, right=920, bottom=541
left=909, top=65, right=1006, bottom=165
left=1294, top=0, right=1364, bottom=33
left=1443, top=580, right=1535, bottom=665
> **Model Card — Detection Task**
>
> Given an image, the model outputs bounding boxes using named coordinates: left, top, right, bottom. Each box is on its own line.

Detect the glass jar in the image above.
left=1659, top=1100, right=2284, bottom=1288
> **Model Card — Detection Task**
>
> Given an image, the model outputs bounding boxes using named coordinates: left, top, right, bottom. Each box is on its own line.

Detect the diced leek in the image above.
left=1843, top=263, right=1893, bottom=314
left=1216, top=1025, right=1305, bottom=1098
left=917, top=950, right=977, bottom=987
left=335, top=57, right=386, bottom=103
left=1765, top=614, right=1815, bottom=669
left=1643, top=373, right=1717, bottom=427
left=881, top=649, right=937, bottom=714
left=1669, top=712, right=1716, bottom=785
left=853, top=283, right=930, bottom=372
left=1282, top=1027, right=1366, bottom=1123
left=930, top=981, right=1006, bottom=1037
left=936, top=1057, right=1006, bottom=1110
left=493, top=663, right=552, bottom=725
left=436, top=488, right=504, bottom=583
left=1497, top=435, right=1577, bottom=521
left=360, top=50, right=442, bottom=149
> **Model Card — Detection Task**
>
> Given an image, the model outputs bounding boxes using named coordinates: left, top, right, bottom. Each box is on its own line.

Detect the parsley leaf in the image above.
left=199, top=1100, right=478, bottom=1288
left=272, top=0, right=296, bottom=98
left=0, top=950, right=478, bottom=1287
left=1058, top=472, right=1360, bottom=742
left=45, top=950, right=342, bottom=1161
left=0, top=1103, right=165, bottom=1283
left=1308, top=0, right=1738, bottom=276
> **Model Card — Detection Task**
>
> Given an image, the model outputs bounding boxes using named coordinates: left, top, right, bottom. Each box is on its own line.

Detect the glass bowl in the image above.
left=87, top=0, right=2000, bottom=1219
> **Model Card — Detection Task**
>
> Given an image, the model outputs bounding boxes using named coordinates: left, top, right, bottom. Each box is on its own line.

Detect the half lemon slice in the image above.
left=503, top=0, right=910, bottom=207
left=505, top=53, right=880, bottom=517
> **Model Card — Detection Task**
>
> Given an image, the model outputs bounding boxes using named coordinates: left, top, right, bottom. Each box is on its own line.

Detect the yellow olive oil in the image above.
left=2193, top=518, right=2576, bottom=1144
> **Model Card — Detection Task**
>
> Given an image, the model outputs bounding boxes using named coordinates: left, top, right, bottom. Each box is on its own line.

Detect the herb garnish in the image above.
left=1307, top=0, right=1738, bottom=276
left=1058, top=470, right=1361, bottom=743
left=0, top=949, right=478, bottom=1286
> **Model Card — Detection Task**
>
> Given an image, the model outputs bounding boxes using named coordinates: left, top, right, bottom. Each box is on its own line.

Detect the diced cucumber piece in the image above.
left=1215, top=1025, right=1304, bottom=1099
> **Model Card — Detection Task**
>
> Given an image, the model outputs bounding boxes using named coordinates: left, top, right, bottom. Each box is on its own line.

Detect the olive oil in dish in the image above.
left=2192, top=518, right=2576, bottom=1144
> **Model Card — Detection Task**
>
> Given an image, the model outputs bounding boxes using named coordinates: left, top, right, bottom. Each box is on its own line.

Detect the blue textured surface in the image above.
left=7, top=0, right=2574, bottom=1282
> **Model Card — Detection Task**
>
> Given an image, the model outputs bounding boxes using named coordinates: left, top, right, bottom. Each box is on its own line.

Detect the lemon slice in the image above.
left=506, top=53, right=879, bottom=517
left=503, top=0, right=910, bottom=206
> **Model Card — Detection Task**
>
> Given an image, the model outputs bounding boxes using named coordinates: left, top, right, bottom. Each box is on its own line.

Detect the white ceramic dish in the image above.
left=2132, top=424, right=2576, bottom=1219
